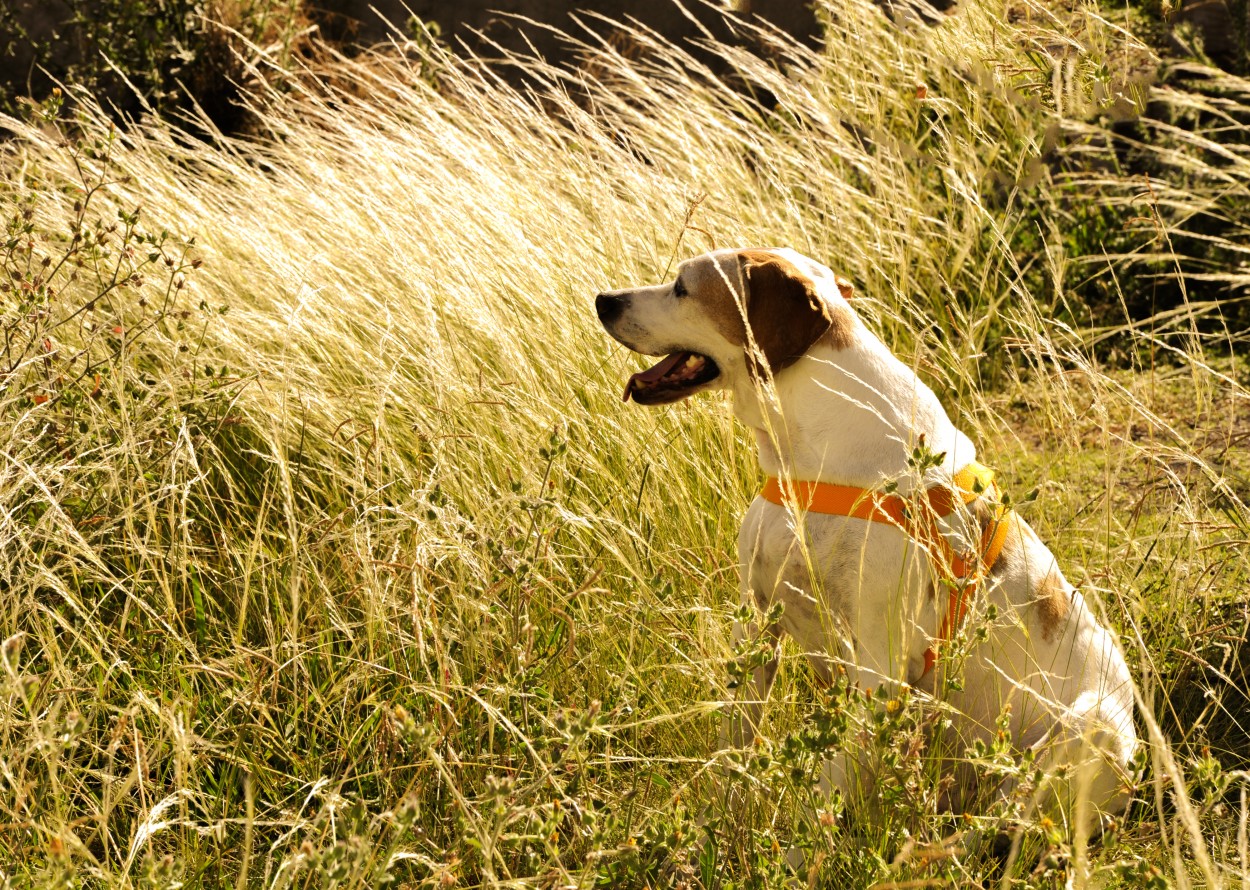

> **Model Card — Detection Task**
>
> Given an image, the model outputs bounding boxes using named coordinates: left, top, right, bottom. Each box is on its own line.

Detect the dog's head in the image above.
left=595, top=248, right=855, bottom=405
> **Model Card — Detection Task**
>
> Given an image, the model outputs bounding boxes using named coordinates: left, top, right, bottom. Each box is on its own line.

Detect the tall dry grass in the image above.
left=0, top=0, right=1248, bottom=885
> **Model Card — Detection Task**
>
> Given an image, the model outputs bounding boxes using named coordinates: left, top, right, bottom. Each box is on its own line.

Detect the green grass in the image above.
left=1, top=0, right=1249, bottom=885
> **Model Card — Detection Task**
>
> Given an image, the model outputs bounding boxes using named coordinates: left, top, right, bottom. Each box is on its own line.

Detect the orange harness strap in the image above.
left=759, top=461, right=1013, bottom=678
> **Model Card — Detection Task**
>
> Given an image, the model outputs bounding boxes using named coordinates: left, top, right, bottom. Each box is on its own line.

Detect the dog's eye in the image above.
left=673, top=279, right=688, bottom=298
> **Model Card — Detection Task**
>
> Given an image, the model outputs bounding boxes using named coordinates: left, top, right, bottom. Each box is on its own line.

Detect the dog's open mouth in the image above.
left=623, top=351, right=720, bottom=404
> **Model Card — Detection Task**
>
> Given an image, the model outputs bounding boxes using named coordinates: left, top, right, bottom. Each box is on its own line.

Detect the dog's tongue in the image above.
left=623, top=352, right=688, bottom=402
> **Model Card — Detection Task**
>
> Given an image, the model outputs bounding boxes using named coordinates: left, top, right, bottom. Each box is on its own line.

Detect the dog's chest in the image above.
left=737, top=496, right=946, bottom=666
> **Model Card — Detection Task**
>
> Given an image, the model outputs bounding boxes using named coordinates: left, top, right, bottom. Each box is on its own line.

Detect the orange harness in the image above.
left=759, top=461, right=1013, bottom=677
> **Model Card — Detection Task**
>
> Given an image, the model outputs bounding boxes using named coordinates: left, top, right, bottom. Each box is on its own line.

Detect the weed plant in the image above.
left=0, top=0, right=1248, bottom=886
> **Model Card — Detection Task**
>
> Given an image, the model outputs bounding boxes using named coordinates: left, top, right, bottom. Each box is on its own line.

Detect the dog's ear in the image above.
left=739, top=250, right=833, bottom=377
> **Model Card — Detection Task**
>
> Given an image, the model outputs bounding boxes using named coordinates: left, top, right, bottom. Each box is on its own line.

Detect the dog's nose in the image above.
left=595, top=292, right=626, bottom=325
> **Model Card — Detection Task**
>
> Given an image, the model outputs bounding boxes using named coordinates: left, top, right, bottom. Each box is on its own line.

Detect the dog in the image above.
left=595, top=247, right=1137, bottom=837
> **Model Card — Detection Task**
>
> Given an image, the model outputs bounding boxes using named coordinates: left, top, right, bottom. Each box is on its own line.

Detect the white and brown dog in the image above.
left=595, top=247, right=1136, bottom=835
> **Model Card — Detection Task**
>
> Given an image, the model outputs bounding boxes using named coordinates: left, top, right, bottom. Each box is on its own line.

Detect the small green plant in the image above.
left=2, top=94, right=207, bottom=417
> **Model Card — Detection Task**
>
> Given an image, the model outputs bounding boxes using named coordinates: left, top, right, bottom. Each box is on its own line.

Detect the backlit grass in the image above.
left=1, top=0, right=1248, bottom=885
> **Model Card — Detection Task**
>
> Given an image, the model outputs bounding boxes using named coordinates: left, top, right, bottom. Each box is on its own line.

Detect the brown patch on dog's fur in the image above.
left=819, top=313, right=856, bottom=352
left=737, top=250, right=854, bottom=372
left=1035, top=570, right=1072, bottom=643
left=835, top=276, right=855, bottom=300
left=697, top=267, right=751, bottom=346
left=740, top=249, right=830, bottom=375
left=994, top=516, right=1071, bottom=643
